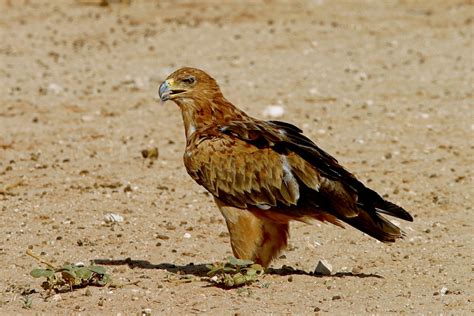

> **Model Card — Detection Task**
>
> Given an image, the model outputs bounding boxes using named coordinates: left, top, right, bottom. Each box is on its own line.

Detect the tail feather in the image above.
left=341, top=208, right=405, bottom=242
left=374, top=199, right=413, bottom=222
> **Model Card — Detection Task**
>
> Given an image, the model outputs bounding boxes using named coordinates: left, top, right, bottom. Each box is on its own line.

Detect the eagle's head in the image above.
left=158, top=67, right=221, bottom=103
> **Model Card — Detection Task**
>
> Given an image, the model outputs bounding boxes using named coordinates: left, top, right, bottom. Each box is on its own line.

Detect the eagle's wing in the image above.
left=184, top=130, right=302, bottom=210
left=185, top=118, right=412, bottom=242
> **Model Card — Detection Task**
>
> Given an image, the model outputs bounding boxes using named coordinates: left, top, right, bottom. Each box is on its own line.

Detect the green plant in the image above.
left=206, top=257, right=264, bottom=288
left=27, top=250, right=111, bottom=292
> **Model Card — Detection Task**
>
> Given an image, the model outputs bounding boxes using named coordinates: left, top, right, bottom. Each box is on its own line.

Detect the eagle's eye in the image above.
left=182, top=76, right=196, bottom=85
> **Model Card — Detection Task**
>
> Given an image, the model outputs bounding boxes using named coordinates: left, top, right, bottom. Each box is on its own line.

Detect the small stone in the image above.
left=47, top=83, right=63, bottom=94
left=183, top=233, right=191, bottom=239
left=262, top=105, right=285, bottom=118
left=81, top=115, right=95, bottom=122
left=52, top=294, right=62, bottom=301
left=314, top=307, right=321, bottom=312
left=104, top=213, right=124, bottom=223
left=351, top=266, right=362, bottom=274
left=142, top=308, right=152, bottom=316
left=440, top=286, right=449, bottom=296
left=314, top=259, right=332, bottom=275
left=332, top=295, right=341, bottom=300
left=141, top=147, right=159, bottom=160
left=287, top=276, right=293, bottom=282
left=309, top=87, right=319, bottom=95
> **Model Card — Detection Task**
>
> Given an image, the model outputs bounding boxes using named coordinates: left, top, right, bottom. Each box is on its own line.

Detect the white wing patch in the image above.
left=187, top=123, right=196, bottom=137
left=280, top=155, right=300, bottom=204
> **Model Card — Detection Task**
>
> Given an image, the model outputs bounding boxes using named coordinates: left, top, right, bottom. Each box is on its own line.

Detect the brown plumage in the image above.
left=158, top=67, right=413, bottom=267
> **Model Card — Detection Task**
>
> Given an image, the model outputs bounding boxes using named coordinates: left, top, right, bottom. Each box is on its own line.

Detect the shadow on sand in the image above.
left=92, top=257, right=383, bottom=279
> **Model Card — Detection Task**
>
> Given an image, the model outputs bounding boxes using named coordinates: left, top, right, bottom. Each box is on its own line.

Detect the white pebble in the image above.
left=52, top=294, right=62, bottom=301
left=81, top=115, right=94, bottom=122
left=314, top=259, right=332, bottom=275
left=262, top=105, right=285, bottom=118
left=104, top=213, right=124, bottom=223
left=440, top=286, right=449, bottom=296
left=47, top=83, right=63, bottom=94
left=309, top=87, right=319, bottom=95
left=183, top=233, right=191, bottom=239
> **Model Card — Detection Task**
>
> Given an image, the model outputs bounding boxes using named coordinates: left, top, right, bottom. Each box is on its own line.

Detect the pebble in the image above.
left=262, top=105, right=285, bottom=118
left=314, top=259, right=332, bottom=275
left=309, top=87, right=319, bottom=95
left=440, top=286, right=449, bottom=296
left=47, top=83, right=63, bottom=94
left=183, top=233, right=191, bottom=238
left=81, top=115, right=95, bottom=122
left=351, top=266, right=363, bottom=274
left=142, top=308, right=152, bottom=316
left=52, top=294, right=62, bottom=301
left=104, top=213, right=124, bottom=223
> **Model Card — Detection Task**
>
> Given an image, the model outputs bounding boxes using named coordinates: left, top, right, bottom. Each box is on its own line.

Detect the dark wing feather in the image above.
left=217, top=119, right=413, bottom=242
left=267, top=120, right=413, bottom=222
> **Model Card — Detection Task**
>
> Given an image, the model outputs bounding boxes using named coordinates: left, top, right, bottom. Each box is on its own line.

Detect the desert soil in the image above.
left=1, top=0, right=473, bottom=314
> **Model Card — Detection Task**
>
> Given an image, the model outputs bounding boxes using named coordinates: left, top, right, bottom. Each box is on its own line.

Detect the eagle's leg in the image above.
left=214, top=198, right=289, bottom=268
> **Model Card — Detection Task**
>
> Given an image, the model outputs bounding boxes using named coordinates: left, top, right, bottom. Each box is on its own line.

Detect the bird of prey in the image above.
left=158, top=67, right=413, bottom=268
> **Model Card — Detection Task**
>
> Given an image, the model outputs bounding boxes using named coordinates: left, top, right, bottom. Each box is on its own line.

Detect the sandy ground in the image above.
left=1, top=0, right=473, bottom=314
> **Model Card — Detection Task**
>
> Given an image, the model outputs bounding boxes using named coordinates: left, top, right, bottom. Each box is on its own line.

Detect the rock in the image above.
left=104, top=213, right=124, bottom=223
left=440, top=286, right=449, bottom=296
left=351, top=266, right=363, bottom=274
left=314, top=259, right=332, bottom=275
left=141, top=147, right=159, bottom=160
left=142, top=308, right=152, bottom=316
left=262, top=105, right=285, bottom=118
left=52, top=294, right=62, bottom=301
left=156, top=234, right=169, bottom=240
left=47, top=83, right=63, bottom=94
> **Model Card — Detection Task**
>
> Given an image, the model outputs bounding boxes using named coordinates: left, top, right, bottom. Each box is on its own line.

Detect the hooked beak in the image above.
left=159, top=80, right=171, bottom=101
left=159, top=79, right=186, bottom=102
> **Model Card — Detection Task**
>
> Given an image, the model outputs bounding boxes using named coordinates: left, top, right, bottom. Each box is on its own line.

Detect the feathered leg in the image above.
left=214, top=198, right=289, bottom=268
